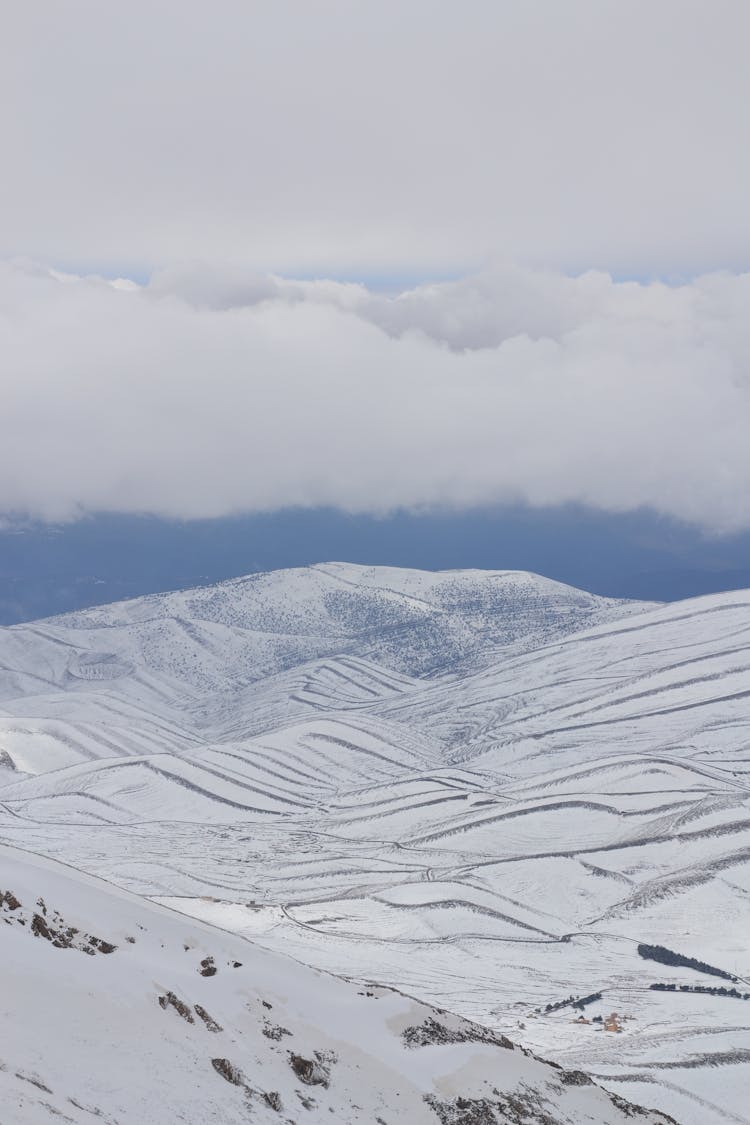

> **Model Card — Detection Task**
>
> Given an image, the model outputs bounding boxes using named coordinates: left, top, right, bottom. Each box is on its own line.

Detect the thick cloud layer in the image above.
left=2, top=1, right=750, bottom=275
left=2, top=260, right=749, bottom=531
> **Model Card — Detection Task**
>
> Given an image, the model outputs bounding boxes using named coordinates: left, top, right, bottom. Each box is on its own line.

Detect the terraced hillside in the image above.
left=1, top=564, right=748, bottom=1124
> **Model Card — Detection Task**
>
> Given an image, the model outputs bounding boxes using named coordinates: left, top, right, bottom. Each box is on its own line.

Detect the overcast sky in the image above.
left=2, top=1, right=750, bottom=532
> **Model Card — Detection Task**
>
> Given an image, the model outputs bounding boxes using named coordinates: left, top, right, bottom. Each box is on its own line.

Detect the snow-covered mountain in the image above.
left=0, top=563, right=639, bottom=772
left=1, top=563, right=748, bottom=1124
left=0, top=843, right=677, bottom=1125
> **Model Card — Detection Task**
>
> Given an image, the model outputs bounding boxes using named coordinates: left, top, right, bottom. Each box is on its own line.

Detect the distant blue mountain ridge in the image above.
left=1, top=505, right=749, bottom=624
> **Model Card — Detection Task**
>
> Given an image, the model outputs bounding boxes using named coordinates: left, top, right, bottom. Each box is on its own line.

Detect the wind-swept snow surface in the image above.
left=1, top=564, right=748, bottom=1123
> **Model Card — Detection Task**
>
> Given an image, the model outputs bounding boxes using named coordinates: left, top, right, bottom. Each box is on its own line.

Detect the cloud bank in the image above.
left=2, top=260, right=749, bottom=531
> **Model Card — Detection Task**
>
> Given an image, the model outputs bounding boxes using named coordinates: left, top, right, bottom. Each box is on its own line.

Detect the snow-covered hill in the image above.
left=1, top=564, right=748, bottom=1123
left=0, top=844, right=675, bottom=1125
left=0, top=563, right=643, bottom=770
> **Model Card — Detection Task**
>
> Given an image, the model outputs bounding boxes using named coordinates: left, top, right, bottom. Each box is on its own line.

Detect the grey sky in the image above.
left=3, top=0, right=750, bottom=276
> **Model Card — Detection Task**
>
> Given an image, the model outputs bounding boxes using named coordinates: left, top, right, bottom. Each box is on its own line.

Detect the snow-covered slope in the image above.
left=2, top=564, right=749, bottom=1123
left=0, top=844, right=675, bottom=1125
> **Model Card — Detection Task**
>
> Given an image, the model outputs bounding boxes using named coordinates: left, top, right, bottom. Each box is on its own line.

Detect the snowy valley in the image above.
left=1, top=563, right=748, bottom=1124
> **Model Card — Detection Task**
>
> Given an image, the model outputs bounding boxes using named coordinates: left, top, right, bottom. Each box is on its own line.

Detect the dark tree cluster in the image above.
left=541, top=991, right=602, bottom=1014
left=650, top=982, right=749, bottom=1000
left=637, top=943, right=735, bottom=981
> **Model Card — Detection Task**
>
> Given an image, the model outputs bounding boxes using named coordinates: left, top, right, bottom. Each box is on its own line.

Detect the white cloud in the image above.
left=2, top=1, right=749, bottom=276
left=1, top=259, right=749, bottom=531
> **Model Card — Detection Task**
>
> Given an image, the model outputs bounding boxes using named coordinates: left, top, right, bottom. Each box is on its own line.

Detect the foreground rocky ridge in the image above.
left=0, top=844, right=677, bottom=1124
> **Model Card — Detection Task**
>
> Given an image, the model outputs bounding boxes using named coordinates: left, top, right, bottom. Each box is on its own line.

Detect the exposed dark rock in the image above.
left=158, top=991, right=194, bottom=1023
left=289, top=1051, right=331, bottom=1087
left=211, top=1058, right=244, bottom=1086
left=31, top=912, right=75, bottom=948
left=194, top=1004, right=222, bottom=1032
left=88, top=936, right=116, bottom=954
left=15, top=1071, right=52, bottom=1094
left=425, top=1096, right=499, bottom=1124
left=403, top=1017, right=513, bottom=1051
left=67, top=1096, right=105, bottom=1117
left=607, top=1090, right=679, bottom=1121
left=6, top=894, right=117, bottom=956
left=560, top=1069, right=593, bottom=1086
left=425, top=1091, right=559, bottom=1124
